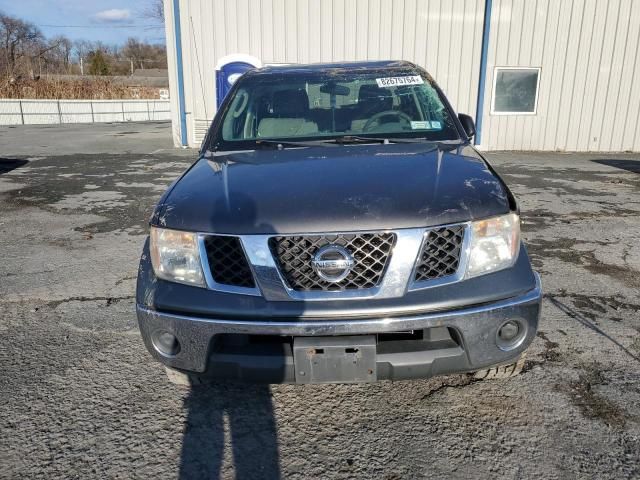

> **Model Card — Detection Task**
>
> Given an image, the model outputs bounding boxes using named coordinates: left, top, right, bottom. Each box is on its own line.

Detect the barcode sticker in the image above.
left=376, top=76, right=424, bottom=88
left=411, top=120, right=443, bottom=130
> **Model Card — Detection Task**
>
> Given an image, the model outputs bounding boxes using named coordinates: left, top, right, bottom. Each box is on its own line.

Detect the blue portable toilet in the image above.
left=215, top=54, right=262, bottom=108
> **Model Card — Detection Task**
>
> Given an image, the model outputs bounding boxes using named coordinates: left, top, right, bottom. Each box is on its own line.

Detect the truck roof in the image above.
left=247, top=60, right=420, bottom=77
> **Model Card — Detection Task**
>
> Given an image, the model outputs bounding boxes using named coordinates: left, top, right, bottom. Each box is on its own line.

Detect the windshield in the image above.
left=213, top=68, right=461, bottom=149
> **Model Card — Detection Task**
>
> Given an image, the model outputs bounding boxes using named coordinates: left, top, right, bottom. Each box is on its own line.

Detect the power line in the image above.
left=38, top=24, right=163, bottom=29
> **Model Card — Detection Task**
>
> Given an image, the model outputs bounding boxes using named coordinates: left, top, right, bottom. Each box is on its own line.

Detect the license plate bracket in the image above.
left=293, top=336, right=377, bottom=383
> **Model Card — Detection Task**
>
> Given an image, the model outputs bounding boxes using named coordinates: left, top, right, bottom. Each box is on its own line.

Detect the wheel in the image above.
left=164, top=366, right=204, bottom=386
left=471, top=355, right=526, bottom=380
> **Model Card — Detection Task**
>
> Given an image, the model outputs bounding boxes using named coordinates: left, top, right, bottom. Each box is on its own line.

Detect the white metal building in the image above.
left=163, top=0, right=640, bottom=152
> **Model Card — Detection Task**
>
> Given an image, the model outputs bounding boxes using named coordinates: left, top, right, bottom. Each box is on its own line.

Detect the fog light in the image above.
left=498, top=321, right=520, bottom=341
left=153, top=330, right=180, bottom=356
left=496, top=320, right=526, bottom=351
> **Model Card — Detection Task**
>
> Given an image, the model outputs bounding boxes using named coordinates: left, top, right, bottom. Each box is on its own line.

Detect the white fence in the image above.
left=0, top=99, right=171, bottom=125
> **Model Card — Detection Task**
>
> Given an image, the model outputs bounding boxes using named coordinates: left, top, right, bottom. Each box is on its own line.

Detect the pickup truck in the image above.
left=136, top=60, right=541, bottom=385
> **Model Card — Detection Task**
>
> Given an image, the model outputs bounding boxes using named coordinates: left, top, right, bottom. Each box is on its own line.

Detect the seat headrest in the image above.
left=358, top=84, right=393, bottom=111
left=272, top=89, right=310, bottom=117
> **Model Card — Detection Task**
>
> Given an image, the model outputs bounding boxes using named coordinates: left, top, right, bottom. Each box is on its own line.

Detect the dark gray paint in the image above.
left=153, top=143, right=511, bottom=234
left=136, top=276, right=541, bottom=375
left=136, top=240, right=536, bottom=320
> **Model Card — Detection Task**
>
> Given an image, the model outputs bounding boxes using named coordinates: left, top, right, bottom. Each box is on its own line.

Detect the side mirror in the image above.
left=458, top=113, right=476, bottom=139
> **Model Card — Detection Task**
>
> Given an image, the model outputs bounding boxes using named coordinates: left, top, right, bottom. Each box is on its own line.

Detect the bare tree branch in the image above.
left=142, top=0, right=164, bottom=23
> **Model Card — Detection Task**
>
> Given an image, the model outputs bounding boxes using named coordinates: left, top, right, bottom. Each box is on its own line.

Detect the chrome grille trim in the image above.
left=197, top=235, right=261, bottom=296
left=414, top=226, right=465, bottom=281
left=408, top=222, right=471, bottom=292
left=242, top=229, right=425, bottom=301
left=269, top=233, right=396, bottom=291
left=204, top=235, right=256, bottom=288
left=196, top=224, right=470, bottom=300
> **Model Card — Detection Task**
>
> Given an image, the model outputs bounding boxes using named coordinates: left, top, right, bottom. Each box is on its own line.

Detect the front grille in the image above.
left=269, top=233, right=396, bottom=291
left=414, top=226, right=465, bottom=282
left=204, top=235, right=255, bottom=288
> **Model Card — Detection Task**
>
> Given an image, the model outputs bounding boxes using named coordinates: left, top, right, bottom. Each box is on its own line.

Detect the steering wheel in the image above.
left=231, top=91, right=249, bottom=118
left=362, top=110, right=413, bottom=132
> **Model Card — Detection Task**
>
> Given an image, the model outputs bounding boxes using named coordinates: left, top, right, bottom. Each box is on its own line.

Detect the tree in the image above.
left=144, top=0, right=164, bottom=22
left=51, top=36, right=73, bottom=72
left=0, top=11, right=44, bottom=77
left=88, top=50, right=110, bottom=76
left=1, top=9, right=166, bottom=79
left=122, top=37, right=147, bottom=70
left=122, top=37, right=167, bottom=72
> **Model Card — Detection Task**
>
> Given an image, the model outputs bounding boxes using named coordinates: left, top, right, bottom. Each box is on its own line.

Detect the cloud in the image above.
left=92, top=8, right=132, bottom=24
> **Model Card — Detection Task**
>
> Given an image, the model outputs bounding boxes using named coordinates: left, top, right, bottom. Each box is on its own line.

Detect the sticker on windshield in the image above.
left=376, top=76, right=424, bottom=88
left=411, top=120, right=443, bottom=130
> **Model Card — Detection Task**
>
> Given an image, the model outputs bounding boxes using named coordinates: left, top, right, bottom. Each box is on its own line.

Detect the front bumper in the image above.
left=136, top=273, right=542, bottom=382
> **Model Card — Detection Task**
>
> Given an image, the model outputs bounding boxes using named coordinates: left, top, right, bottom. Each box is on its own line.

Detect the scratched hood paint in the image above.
left=156, top=143, right=511, bottom=234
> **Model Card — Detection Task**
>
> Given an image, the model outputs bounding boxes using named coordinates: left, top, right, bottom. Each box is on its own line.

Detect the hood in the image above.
left=156, top=143, right=511, bottom=234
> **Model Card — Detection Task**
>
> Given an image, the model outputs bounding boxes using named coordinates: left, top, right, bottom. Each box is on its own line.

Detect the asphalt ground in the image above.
left=0, top=122, right=638, bottom=479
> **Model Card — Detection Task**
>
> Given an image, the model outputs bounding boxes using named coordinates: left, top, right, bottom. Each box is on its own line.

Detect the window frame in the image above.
left=490, top=66, right=541, bottom=116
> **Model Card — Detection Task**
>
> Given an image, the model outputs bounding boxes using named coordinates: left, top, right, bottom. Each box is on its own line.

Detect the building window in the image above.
left=491, top=67, right=541, bottom=115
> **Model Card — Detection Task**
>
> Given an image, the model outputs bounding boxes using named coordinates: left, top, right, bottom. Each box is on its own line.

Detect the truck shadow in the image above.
left=0, top=157, right=29, bottom=175
left=591, top=158, right=640, bottom=174
left=179, top=382, right=280, bottom=479
left=177, top=163, right=303, bottom=479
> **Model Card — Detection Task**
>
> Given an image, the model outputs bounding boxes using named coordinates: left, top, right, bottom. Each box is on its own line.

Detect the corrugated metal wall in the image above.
left=166, top=0, right=640, bottom=151
left=481, top=0, right=640, bottom=151
left=166, top=0, right=485, bottom=147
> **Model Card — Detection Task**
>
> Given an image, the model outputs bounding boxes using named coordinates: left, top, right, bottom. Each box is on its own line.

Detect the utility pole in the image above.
left=80, top=57, right=84, bottom=76
left=130, top=58, right=134, bottom=76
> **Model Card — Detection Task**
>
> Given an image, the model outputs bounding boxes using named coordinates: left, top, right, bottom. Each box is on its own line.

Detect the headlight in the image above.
left=149, top=227, right=205, bottom=287
left=466, top=213, right=520, bottom=278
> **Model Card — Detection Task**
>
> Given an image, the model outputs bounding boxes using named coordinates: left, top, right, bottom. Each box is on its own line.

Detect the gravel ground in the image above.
left=0, top=123, right=638, bottom=479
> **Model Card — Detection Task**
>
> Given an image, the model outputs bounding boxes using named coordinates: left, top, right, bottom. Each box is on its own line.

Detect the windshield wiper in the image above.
left=251, top=136, right=464, bottom=150
left=329, top=135, right=465, bottom=145
left=257, top=136, right=392, bottom=147
left=388, top=137, right=464, bottom=145
left=254, top=139, right=338, bottom=149
left=328, top=135, right=389, bottom=145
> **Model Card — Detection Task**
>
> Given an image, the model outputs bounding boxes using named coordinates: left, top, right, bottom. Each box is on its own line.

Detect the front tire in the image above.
left=164, top=366, right=204, bottom=386
left=471, top=355, right=525, bottom=380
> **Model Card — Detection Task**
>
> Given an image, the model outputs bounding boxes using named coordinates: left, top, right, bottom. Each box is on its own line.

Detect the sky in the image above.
left=0, top=0, right=166, bottom=45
